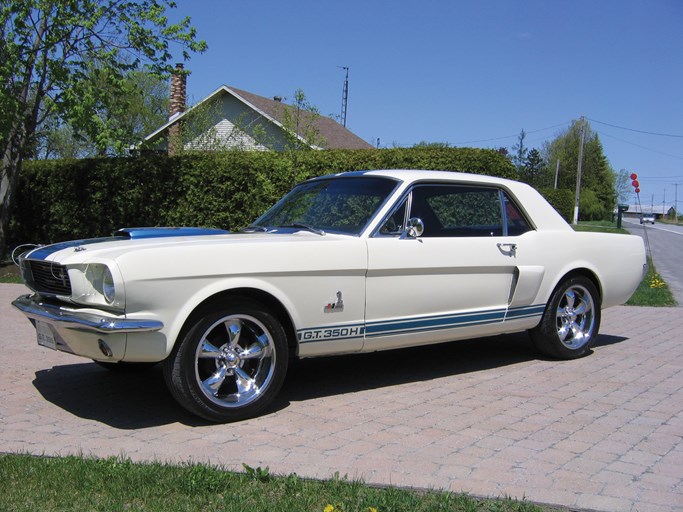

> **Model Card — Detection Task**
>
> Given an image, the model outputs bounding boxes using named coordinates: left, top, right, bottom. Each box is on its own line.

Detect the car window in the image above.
left=503, top=194, right=532, bottom=236
left=378, top=199, right=407, bottom=235
left=377, top=184, right=531, bottom=237
left=253, top=176, right=398, bottom=235
left=409, top=185, right=502, bottom=237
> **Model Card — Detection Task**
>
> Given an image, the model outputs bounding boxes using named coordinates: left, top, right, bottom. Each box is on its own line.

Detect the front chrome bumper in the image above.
left=12, top=294, right=164, bottom=334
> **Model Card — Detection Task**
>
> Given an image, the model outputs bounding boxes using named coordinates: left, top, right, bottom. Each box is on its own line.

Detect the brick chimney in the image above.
left=169, top=63, right=186, bottom=120
left=168, top=63, right=186, bottom=155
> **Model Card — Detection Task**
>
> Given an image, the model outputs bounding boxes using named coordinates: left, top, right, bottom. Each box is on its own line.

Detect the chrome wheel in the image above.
left=195, top=314, right=276, bottom=408
left=164, top=299, right=288, bottom=422
left=555, top=284, right=596, bottom=350
left=530, top=276, right=601, bottom=360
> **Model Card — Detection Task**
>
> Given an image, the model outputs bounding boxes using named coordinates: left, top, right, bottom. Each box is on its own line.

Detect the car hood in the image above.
left=21, top=229, right=361, bottom=277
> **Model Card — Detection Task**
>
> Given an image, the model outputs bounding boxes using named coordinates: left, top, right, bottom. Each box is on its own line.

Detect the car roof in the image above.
left=311, top=169, right=522, bottom=187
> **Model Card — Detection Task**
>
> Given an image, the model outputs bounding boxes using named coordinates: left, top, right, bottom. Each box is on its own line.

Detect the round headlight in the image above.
left=102, top=267, right=116, bottom=304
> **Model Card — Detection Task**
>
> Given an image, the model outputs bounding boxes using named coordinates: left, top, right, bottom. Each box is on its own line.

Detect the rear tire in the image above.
left=163, top=299, right=288, bottom=422
left=530, top=276, right=600, bottom=359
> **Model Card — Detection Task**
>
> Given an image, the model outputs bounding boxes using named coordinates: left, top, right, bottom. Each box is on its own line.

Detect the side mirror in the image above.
left=402, top=217, right=424, bottom=239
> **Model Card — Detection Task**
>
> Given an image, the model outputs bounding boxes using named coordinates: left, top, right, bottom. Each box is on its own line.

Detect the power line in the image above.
left=588, top=117, right=683, bottom=138
left=450, top=121, right=571, bottom=145
left=596, top=130, right=683, bottom=160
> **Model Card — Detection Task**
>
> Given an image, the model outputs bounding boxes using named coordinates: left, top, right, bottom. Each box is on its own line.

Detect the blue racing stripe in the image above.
left=366, top=308, right=506, bottom=337
left=27, top=237, right=123, bottom=261
left=297, top=304, right=546, bottom=344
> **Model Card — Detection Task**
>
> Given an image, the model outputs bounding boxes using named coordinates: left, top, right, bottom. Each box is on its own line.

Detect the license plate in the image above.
left=36, top=321, right=57, bottom=350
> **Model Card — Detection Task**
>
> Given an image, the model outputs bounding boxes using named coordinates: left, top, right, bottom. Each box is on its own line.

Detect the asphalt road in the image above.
left=623, top=218, right=683, bottom=305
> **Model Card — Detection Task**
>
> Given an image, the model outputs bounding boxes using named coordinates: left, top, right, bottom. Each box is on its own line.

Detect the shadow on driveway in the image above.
left=32, top=331, right=627, bottom=429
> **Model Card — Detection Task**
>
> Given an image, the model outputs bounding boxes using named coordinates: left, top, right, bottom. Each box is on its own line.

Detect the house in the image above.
left=141, top=64, right=373, bottom=154
left=623, top=204, right=676, bottom=220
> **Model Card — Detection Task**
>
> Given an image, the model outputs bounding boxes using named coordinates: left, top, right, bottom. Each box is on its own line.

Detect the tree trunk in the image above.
left=0, top=145, right=22, bottom=260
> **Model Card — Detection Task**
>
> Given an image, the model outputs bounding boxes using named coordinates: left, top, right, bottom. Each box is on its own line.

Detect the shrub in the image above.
left=10, top=148, right=515, bottom=246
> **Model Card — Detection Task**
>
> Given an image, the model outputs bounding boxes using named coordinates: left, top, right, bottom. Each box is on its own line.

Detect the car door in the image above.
left=363, top=183, right=526, bottom=351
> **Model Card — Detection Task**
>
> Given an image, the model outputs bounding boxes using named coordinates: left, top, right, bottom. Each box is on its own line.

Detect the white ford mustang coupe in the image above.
left=13, top=170, right=646, bottom=422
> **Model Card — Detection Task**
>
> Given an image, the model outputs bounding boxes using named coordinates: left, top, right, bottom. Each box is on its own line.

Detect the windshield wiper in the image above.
left=278, top=223, right=326, bottom=236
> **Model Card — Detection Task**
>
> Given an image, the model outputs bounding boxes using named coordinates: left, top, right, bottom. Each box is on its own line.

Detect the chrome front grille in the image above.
left=26, top=260, right=72, bottom=296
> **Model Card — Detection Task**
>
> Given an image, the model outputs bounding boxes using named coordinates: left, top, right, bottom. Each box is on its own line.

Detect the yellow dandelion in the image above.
left=324, top=505, right=335, bottom=512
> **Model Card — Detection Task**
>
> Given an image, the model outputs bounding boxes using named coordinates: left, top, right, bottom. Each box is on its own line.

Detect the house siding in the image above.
left=141, top=85, right=372, bottom=153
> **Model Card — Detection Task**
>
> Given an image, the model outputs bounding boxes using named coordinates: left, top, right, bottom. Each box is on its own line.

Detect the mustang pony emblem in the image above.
left=324, top=291, right=344, bottom=313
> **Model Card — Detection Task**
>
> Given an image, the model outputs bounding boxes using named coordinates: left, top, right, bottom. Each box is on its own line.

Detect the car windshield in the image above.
left=252, top=176, right=398, bottom=235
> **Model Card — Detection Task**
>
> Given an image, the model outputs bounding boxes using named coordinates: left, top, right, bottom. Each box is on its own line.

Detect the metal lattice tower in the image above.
left=340, top=66, right=349, bottom=127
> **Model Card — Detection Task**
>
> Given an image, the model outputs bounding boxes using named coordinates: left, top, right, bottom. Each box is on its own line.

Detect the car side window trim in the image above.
left=373, top=182, right=533, bottom=238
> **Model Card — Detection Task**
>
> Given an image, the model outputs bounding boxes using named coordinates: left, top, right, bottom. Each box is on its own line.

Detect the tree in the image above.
left=511, top=129, right=528, bottom=172
left=520, top=148, right=545, bottom=188
left=36, top=66, right=170, bottom=158
left=613, top=169, right=632, bottom=206
left=277, top=89, right=326, bottom=151
left=0, top=0, right=206, bottom=257
left=541, top=119, right=615, bottom=220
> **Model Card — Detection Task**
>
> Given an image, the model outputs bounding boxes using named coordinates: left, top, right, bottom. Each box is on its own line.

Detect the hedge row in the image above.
left=538, top=188, right=574, bottom=222
left=11, top=147, right=568, bottom=247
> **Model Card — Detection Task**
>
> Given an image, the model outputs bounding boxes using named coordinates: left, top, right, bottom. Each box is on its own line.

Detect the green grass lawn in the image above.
left=572, top=219, right=629, bottom=234
left=0, top=454, right=552, bottom=512
left=625, top=258, right=676, bottom=306
left=0, top=262, right=22, bottom=283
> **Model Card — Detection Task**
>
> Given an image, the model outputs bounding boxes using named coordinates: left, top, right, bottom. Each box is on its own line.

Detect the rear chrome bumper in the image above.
left=12, top=294, right=163, bottom=334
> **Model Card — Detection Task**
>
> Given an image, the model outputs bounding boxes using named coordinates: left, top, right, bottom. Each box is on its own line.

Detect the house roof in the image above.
left=625, top=204, right=675, bottom=215
left=144, top=85, right=373, bottom=150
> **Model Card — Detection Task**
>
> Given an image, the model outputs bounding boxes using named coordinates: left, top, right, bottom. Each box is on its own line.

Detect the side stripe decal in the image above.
left=297, top=304, right=545, bottom=343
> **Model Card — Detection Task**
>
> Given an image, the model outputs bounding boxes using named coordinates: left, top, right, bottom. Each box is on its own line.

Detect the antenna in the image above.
left=339, top=66, right=349, bottom=127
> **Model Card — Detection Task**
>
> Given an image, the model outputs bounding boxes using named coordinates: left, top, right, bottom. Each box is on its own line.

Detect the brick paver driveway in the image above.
left=1, top=283, right=682, bottom=511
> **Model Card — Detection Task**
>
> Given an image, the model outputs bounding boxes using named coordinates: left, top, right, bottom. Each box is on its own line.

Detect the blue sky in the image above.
left=169, top=0, right=683, bottom=208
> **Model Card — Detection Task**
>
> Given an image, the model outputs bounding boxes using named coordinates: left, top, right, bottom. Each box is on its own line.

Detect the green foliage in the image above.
left=578, top=188, right=608, bottom=221
left=277, top=88, right=326, bottom=150
left=242, top=463, right=272, bottom=482
left=11, top=157, right=179, bottom=245
left=540, top=119, right=615, bottom=220
left=519, top=148, right=545, bottom=188
left=626, top=258, right=677, bottom=307
left=9, top=148, right=515, bottom=246
left=36, top=67, right=170, bottom=158
left=0, top=0, right=206, bottom=257
left=511, top=129, right=528, bottom=172
left=538, top=188, right=574, bottom=222
left=0, top=453, right=546, bottom=512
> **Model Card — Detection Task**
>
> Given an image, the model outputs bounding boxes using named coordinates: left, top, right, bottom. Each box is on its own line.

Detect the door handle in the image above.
left=497, top=243, right=517, bottom=256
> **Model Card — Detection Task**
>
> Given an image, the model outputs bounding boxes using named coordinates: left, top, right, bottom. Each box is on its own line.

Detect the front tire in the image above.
left=530, top=276, right=600, bottom=359
left=163, top=299, right=288, bottom=422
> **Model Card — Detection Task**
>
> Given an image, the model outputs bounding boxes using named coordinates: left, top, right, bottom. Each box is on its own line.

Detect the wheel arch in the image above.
left=175, top=288, right=299, bottom=360
left=551, top=267, right=603, bottom=306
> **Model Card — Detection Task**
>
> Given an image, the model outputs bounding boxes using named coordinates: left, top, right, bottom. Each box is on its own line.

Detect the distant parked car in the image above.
left=13, top=170, right=647, bottom=422
left=641, top=214, right=656, bottom=224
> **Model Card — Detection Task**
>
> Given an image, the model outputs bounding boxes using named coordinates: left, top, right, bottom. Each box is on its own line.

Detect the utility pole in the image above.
left=340, top=66, right=349, bottom=127
left=554, top=159, right=560, bottom=189
left=674, top=183, right=679, bottom=223
left=572, top=116, right=586, bottom=225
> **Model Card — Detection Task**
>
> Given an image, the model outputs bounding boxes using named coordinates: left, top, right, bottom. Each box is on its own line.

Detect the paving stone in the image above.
left=1, top=284, right=682, bottom=511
